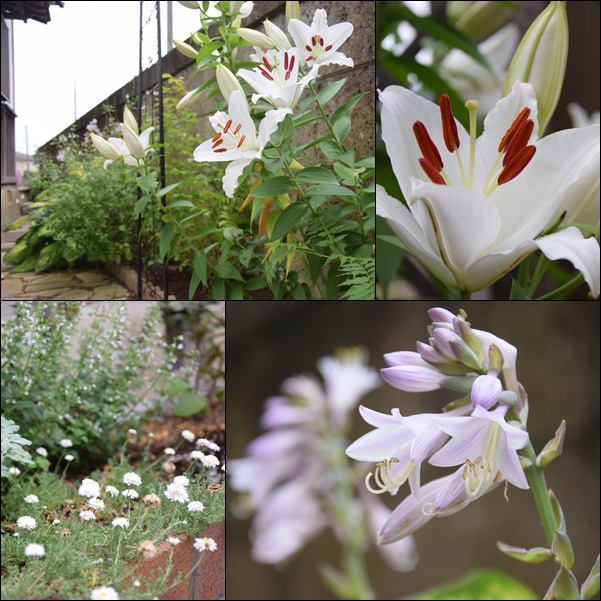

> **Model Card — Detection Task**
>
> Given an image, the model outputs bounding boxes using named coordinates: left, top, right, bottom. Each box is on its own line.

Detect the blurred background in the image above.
left=226, top=301, right=600, bottom=600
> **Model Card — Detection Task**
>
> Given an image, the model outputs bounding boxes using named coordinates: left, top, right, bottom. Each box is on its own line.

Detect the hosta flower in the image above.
left=238, top=48, right=318, bottom=109
left=16, top=516, right=37, bottom=530
left=377, top=82, right=601, bottom=297
left=173, top=475, right=190, bottom=487
left=78, top=478, right=101, bottom=498
left=181, top=430, right=195, bottom=442
left=194, top=90, right=292, bottom=197
left=123, top=472, right=142, bottom=486
left=59, top=439, right=73, bottom=448
left=122, top=489, right=139, bottom=499
left=288, top=8, right=354, bottom=72
left=105, top=486, right=119, bottom=497
left=24, top=494, right=39, bottom=504
left=164, top=482, right=190, bottom=503
left=24, top=543, right=45, bottom=557
left=88, top=498, right=105, bottom=510
left=112, top=517, right=130, bottom=529
left=187, top=500, right=205, bottom=512
left=79, top=510, right=96, bottom=521
left=193, top=537, right=218, bottom=552
left=201, top=455, right=220, bottom=469
left=90, top=586, right=120, bottom=600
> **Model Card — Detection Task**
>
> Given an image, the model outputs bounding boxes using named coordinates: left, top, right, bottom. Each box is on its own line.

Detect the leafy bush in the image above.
left=1, top=302, right=177, bottom=465
left=1, top=417, right=34, bottom=477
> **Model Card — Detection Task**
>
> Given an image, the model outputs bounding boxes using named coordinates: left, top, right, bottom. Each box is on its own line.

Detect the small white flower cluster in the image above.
left=164, top=482, right=189, bottom=503
left=201, top=455, right=220, bottom=470
left=164, top=447, right=176, bottom=455
left=167, top=536, right=181, bottom=545
left=122, top=489, right=139, bottom=499
left=9, top=467, right=21, bottom=476
left=24, top=494, right=39, bottom=504
left=78, top=478, right=101, bottom=498
left=36, top=447, right=48, bottom=457
left=79, top=510, right=96, bottom=521
left=190, top=450, right=204, bottom=460
left=16, top=516, right=37, bottom=530
left=24, top=543, right=45, bottom=557
left=196, top=438, right=220, bottom=453
left=91, top=586, right=120, bottom=600
left=181, top=430, right=195, bottom=442
left=112, top=517, right=130, bottom=529
left=65, top=454, right=75, bottom=462
left=105, top=486, right=120, bottom=497
left=187, top=501, right=205, bottom=513
left=59, top=439, right=73, bottom=448
left=88, top=498, right=105, bottom=510
left=123, top=472, right=142, bottom=486
left=193, top=537, right=218, bottom=552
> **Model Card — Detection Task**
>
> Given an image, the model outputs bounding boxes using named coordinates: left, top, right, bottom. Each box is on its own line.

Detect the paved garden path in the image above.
left=1, top=222, right=134, bottom=301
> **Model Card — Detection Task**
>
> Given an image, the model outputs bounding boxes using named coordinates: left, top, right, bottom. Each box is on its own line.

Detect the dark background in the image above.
left=226, top=301, right=600, bottom=600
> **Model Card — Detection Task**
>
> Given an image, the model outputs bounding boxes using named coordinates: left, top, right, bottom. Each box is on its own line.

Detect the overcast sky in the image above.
left=13, top=1, right=199, bottom=154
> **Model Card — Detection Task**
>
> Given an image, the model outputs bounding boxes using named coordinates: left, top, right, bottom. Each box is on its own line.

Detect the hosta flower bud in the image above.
left=173, top=39, right=198, bottom=59
left=216, top=64, right=244, bottom=102
left=90, top=133, right=120, bottom=161
left=263, top=19, right=291, bottom=49
left=122, top=106, right=139, bottom=135
left=237, top=27, right=277, bottom=49
left=448, top=1, right=514, bottom=42
left=488, top=343, right=504, bottom=374
left=454, top=319, right=484, bottom=362
left=121, top=123, right=146, bottom=159
left=502, top=1, right=568, bottom=134
left=449, top=339, right=484, bottom=372
left=285, top=1, right=300, bottom=22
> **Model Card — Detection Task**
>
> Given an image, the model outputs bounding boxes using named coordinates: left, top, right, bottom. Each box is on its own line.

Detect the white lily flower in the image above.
left=262, top=19, right=291, bottom=50
left=90, top=127, right=154, bottom=170
left=377, top=82, right=601, bottom=296
left=238, top=48, right=318, bottom=109
left=288, top=8, right=354, bottom=72
left=193, top=90, right=292, bottom=197
left=230, top=1, right=253, bottom=18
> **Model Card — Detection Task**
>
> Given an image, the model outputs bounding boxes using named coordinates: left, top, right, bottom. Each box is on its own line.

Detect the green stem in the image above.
left=536, top=273, right=585, bottom=300
left=528, top=254, right=549, bottom=297
left=521, top=441, right=559, bottom=550
left=307, top=80, right=345, bottom=153
left=459, top=289, right=472, bottom=300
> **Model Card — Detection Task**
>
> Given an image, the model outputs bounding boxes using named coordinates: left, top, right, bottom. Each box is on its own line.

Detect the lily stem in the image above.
left=536, top=273, right=585, bottom=300
left=459, top=289, right=471, bottom=300
left=307, top=80, right=346, bottom=153
left=521, top=440, right=559, bottom=551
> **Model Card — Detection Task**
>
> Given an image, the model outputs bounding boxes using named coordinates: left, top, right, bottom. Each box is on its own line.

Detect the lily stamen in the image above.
left=413, top=122, right=444, bottom=172
left=439, top=94, right=460, bottom=152
left=503, top=119, right=535, bottom=166
left=498, top=107, right=531, bottom=153
left=498, top=145, right=536, bottom=185
left=223, top=119, right=232, bottom=134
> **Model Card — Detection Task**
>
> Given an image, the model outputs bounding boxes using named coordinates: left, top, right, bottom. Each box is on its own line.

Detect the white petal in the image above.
left=287, top=18, right=312, bottom=51
left=322, top=22, right=353, bottom=52
left=535, top=227, right=600, bottom=298
left=314, top=53, right=354, bottom=68
left=257, top=107, right=293, bottom=149
left=496, top=436, right=529, bottom=489
left=358, top=405, right=404, bottom=428
left=470, top=375, right=502, bottom=409
left=228, top=90, right=257, bottom=145
left=223, top=157, right=253, bottom=197
left=345, top=428, right=412, bottom=462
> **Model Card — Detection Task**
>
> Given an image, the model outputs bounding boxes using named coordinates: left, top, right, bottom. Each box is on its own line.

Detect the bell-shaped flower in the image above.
left=429, top=405, right=529, bottom=495
left=238, top=48, right=319, bottom=109
left=288, top=8, right=354, bottom=72
left=193, top=90, right=292, bottom=197
left=377, top=82, right=600, bottom=297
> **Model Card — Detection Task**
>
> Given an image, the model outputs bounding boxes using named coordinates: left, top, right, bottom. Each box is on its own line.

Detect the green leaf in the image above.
left=34, top=243, right=63, bottom=272
left=510, top=279, right=532, bottom=300
left=333, top=115, right=351, bottom=142
left=549, top=489, right=567, bottom=533
left=496, top=541, right=553, bottom=564
left=537, top=420, right=566, bottom=468
left=243, top=277, right=266, bottom=291
left=581, top=555, right=600, bottom=600
left=294, top=167, right=339, bottom=185
left=167, top=376, right=192, bottom=397
left=269, top=202, right=307, bottom=241
left=195, top=40, right=222, bottom=65
left=173, top=391, right=207, bottom=417
left=137, top=173, right=158, bottom=193
left=134, top=195, right=151, bottom=218
left=210, top=278, right=225, bottom=300
left=547, top=566, right=579, bottom=601
left=159, top=222, right=174, bottom=261
left=252, top=176, right=296, bottom=198
left=403, top=569, right=538, bottom=600
left=213, top=261, right=244, bottom=282
left=157, top=182, right=181, bottom=198
left=315, top=78, right=346, bottom=106
left=552, top=530, right=575, bottom=569
left=167, top=199, right=195, bottom=209
left=331, top=91, right=369, bottom=123
left=227, top=282, right=244, bottom=300
left=304, top=184, right=356, bottom=198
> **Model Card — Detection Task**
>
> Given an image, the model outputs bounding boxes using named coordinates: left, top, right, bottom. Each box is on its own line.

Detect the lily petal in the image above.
left=257, top=107, right=293, bottom=149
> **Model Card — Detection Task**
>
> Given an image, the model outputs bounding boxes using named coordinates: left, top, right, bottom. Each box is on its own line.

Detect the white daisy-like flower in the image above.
left=52, top=519, right=60, bottom=525
left=79, top=510, right=96, bottom=521
left=193, top=537, right=218, bottom=552
left=36, top=447, right=48, bottom=457
left=201, top=455, right=220, bottom=469
left=128, top=429, right=137, bottom=435
left=24, top=543, right=45, bottom=557
left=187, top=501, right=205, bottom=513
left=121, top=489, right=139, bottom=499
left=90, top=586, right=120, bottom=600
left=78, top=478, right=101, bottom=498
left=173, top=475, right=189, bottom=487
left=88, top=498, right=105, bottom=510
left=189, top=450, right=205, bottom=460
left=59, top=439, right=73, bottom=448
left=9, top=467, right=21, bottom=475
left=105, top=486, right=120, bottom=497
left=181, top=430, right=195, bottom=442
left=167, top=537, right=181, bottom=545
left=64, top=454, right=75, bottom=462
left=16, top=516, right=37, bottom=530
left=112, top=517, right=130, bottom=529
left=196, top=438, right=221, bottom=452
left=133, top=580, right=141, bottom=587
left=13, top=533, right=19, bottom=537
left=164, top=482, right=189, bottom=503
left=24, top=494, right=39, bottom=504
left=123, top=472, right=142, bottom=486
left=164, top=448, right=176, bottom=455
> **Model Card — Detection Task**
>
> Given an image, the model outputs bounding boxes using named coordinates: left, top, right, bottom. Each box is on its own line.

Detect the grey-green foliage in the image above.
left=1, top=417, right=34, bottom=477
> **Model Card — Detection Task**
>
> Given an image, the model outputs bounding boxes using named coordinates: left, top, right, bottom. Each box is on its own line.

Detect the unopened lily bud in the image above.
left=216, top=64, right=244, bottom=102
left=177, top=0, right=200, bottom=9
left=173, top=39, right=198, bottom=59
left=232, top=18, right=242, bottom=29
left=122, top=106, right=139, bottom=135
left=488, top=343, right=504, bottom=374
left=177, top=86, right=203, bottom=110
left=230, top=1, right=245, bottom=15
left=449, top=1, right=514, bottom=42
left=237, top=27, right=277, bottom=49
left=263, top=19, right=291, bottom=49
left=121, top=123, right=146, bottom=159
left=502, top=1, right=568, bottom=134
left=289, top=159, right=304, bottom=170
left=286, top=1, right=300, bottom=22
left=90, top=133, right=119, bottom=161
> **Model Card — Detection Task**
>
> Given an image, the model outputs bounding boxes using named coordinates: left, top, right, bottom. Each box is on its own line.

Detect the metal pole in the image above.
left=167, top=1, right=173, bottom=50
left=157, top=0, right=168, bottom=299
left=137, top=0, right=144, bottom=300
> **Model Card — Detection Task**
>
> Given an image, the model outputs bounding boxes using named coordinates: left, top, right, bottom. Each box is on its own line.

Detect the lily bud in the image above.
left=502, top=1, right=568, bottom=134
left=90, top=133, right=120, bottom=161
left=177, top=1, right=200, bottom=9
left=173, top=39, right=198, bottom=59
left=216, top=64, right=244, bottom=102
left=230, top=1, right=244, bottom=15
left=448, top=1, right=514, bottom=42
left=263, top=19, right=291, bottom=49
left=177, top=86, right=203, bottom=111
left=122, top=106, right=139, bottom=135
left=121, top=123, right=146, bottom=160
left=289, top=159, right=304, bottom=170
left=237, top=27, right=277, bottom=49
left=285, top=1, right=300, bottom=22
